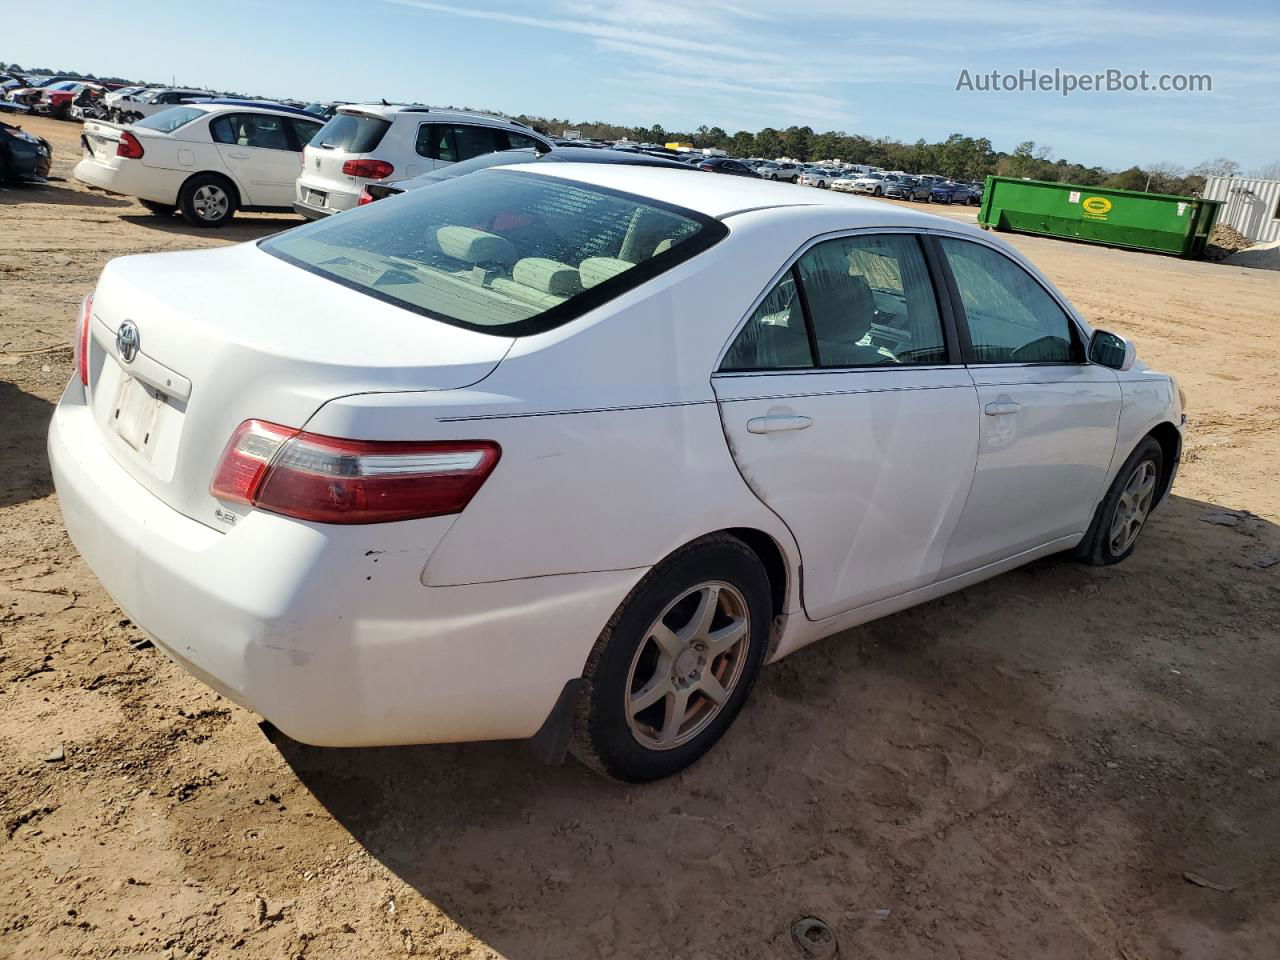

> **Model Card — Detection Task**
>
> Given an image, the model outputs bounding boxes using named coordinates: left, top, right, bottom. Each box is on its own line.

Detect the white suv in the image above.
left=294, top=105, right=553, bottom=219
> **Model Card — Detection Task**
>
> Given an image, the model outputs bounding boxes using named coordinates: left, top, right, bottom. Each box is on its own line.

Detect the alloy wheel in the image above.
left=1109, top=459, right=1157, bottom=554
left=624, top=581, right=751, bottom=750
left=192, top=184, right=229, bottom=221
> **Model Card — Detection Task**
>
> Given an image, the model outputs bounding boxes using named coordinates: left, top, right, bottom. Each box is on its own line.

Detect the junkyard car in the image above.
left=75, top=104, right=323, bottom=225
left=358, top=145, right=692, bottom=204
left=800, top=167, right=838, bottom=188
left=843, top=171, right=888, bottom=195
left=111, top=88, right=211, bottom=123
left=294, top=104, right=553, bottom=219
left=882, top=175, right=929, bottom=200
left=0, top=120, right=52, bottom=182
left=49, top=167, right=1184, bottom=782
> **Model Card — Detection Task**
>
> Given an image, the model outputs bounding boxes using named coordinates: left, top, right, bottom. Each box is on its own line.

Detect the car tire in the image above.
left=873, top=187, right=882, bottom=196
left=139, top=199, right=176, bottom=217
left=570, top=533, right=772, bottom=782
left=178, top=174, right=238, bottom=227
left=1073, top=437, right=1163, bottom=566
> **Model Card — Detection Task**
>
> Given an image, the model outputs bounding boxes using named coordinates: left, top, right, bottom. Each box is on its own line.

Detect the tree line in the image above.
left=518, top=117, right=1275, bottom=194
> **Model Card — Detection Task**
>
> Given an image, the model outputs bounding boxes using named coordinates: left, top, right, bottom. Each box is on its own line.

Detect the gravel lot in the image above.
left=2, top=116, right=1279, bottom=960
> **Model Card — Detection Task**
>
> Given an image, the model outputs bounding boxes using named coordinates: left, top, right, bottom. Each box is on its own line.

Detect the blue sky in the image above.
left=9, top=0, right=1279, bottom=170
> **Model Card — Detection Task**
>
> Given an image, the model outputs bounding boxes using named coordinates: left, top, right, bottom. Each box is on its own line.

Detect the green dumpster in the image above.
left=977, top=176, right=1222, bottom=258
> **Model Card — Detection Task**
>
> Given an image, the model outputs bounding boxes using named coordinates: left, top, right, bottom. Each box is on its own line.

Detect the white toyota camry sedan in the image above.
left=49, top=166, right=1185, bottom=782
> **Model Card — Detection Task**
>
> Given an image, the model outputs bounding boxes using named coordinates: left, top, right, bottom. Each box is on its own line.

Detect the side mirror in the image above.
left=1088, top=329, right=1136, bottom=371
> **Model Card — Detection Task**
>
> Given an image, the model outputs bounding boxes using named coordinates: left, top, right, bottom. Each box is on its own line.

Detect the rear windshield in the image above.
left=312, top=112, right=391, bottom=153
left=135, top=106, right=205, bottom=133
left=260, top=169, right=726, bottom=337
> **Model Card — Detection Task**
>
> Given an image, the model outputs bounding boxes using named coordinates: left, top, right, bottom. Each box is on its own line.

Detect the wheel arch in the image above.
left=1146, top=420, right=1182, bottom=506
left=723, top=526, right=790, bottom=622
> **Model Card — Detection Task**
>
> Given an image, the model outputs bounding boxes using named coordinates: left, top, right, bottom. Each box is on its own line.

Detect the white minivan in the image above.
left=293, top=104, right=553, bottom=219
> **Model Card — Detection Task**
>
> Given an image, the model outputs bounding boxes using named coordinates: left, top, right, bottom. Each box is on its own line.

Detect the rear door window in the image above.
left=415, top=123, right=454, bottom=161
left=721, top=233, right=949, bottom=371
left=210, top=113, right=292, bottom=151
left=720, top=271, right=813, bottom=371
left=797, top=234, right=947, bottom=366
left=452, top=125, right=503, bottom=161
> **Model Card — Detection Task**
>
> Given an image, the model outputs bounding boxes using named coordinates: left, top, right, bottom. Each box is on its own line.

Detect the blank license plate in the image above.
left=111, top=375, right=162, bottom=453
left=308, top=189, right=327, bottom=206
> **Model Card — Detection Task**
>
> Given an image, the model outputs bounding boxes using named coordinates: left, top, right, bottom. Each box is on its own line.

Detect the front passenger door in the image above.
left=936, top=236, right=1122, bottom=575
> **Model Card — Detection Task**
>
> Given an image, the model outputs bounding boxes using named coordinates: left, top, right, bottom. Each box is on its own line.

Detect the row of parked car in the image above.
left=831, top=171, right=983, bottom=204
left=634, top=153, right=984, bottom=205
left=2, top=75, right=983, bottom=224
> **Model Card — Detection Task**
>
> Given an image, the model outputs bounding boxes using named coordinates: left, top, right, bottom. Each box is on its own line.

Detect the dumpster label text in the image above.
left=1069, top=191, right=1081, bottom=203
left=1081, top=196, right=1112, bottom=220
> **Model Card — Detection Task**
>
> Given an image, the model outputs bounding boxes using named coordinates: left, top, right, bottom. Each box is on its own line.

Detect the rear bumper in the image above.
left=73, top=155, right=185, bottom=205
left=293, top=199, right=334, bottom=220
left=48, top=384, right=643, bottom=747
left=294, top=179, right=359, bottom=216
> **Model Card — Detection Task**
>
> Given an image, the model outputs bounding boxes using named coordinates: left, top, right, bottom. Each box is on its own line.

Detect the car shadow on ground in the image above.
left=0, top=378, right=55, bottom=507
left=117, top=213, right=299, bottom=241
left=0, top=182, right=132, bottom=208
left=275, top=493, right=1280, bottom=959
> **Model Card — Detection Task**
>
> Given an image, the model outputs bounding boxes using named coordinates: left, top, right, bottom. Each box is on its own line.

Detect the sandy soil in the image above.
left=2, top=116, right=1279, bottom=960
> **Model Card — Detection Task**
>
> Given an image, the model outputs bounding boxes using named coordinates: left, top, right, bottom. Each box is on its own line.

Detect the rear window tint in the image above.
left=135, top=107, right=205, bottom=133
left=312, top=113, right=391, bottom=153
left=260, top=169, right=726, bottom=337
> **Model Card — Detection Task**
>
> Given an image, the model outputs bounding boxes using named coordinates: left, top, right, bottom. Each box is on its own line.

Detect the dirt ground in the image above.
left=2, top=115, right=1279, bottom=960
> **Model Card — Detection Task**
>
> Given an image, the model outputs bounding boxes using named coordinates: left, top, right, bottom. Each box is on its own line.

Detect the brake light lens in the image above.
left=210, top=420, right=500, bottom=525
left=72, top=293, right=94, bottom=386
left=117, top=131, right=144, bottom=159
left=341, top=158, right=394, bottom=179
left=356, top=187, right=374, bottom=206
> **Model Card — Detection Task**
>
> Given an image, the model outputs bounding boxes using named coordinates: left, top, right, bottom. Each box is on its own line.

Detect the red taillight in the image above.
left=117, top=131, right=144, bottom=159
left=210, top=420, right=501, bottom=525
left=73, top=293, right=94, bottom=386
left=356, top=187, right=375, bottom=206
left=341, top=158, right=394, bottom=179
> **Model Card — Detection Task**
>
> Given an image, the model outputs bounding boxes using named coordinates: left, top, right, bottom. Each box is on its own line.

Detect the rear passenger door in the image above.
left=210, top=112, right=304, bottom=207
left=712, top=232, right=979, bottom=620
left=415, top=123, right=505, bottom=171
left=934, top=235, right=1122, bottom=575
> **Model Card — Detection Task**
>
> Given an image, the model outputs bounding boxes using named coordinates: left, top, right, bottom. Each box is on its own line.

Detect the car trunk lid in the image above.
left=81, top=119, right=122, bottom=161
left=84, top=242, right=512, bottom=531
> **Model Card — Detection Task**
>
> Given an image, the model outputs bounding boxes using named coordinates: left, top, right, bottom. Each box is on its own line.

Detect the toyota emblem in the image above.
left=116, top=321, right=140, bottom=363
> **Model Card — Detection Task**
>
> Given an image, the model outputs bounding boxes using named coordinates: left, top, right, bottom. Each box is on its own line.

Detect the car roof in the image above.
left=187, top=98, right=320, bottom=118
left=335, top=103, right=536, bottom=130
left=508, top=163, right=981, bottom=227
left=179, top=102, right=315, bottom=119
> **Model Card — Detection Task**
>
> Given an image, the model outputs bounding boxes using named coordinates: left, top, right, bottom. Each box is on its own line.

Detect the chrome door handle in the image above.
left=227, top=152, right=250, bottom=159
left=984, top=401, right=1021, bottom=416
left=747, top=414, right=813, bottom=434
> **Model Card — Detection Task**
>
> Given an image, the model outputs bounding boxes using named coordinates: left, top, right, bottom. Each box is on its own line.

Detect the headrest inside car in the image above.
left=579, top=257, right=633, bottom=289
left=436, top=226, right=517, bottom=266
left=512, top=258, right=582, bottom=296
